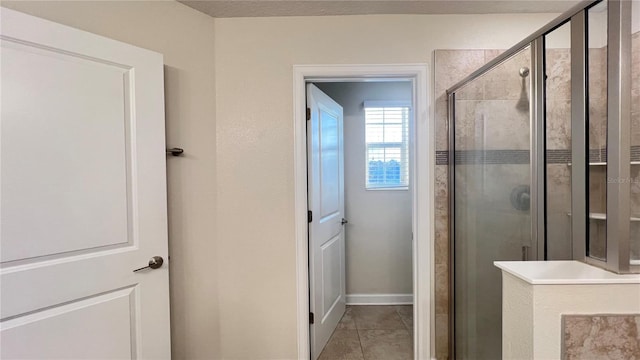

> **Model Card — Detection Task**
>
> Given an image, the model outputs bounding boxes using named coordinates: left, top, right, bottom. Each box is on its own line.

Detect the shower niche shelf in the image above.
left=567, top=162, right=640, bottom=166
left=566, top=212, right=640, bottom=222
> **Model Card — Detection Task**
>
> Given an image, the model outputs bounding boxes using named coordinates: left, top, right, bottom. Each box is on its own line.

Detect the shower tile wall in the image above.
left=546, top=46, right=572, bottom=260
left=588, top=45, right=608, bottom=260
left=435, top=50, right=485, bottom=360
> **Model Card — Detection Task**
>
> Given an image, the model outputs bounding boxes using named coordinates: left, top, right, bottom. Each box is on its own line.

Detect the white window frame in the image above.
left=364, top=100, right=411, bottom=190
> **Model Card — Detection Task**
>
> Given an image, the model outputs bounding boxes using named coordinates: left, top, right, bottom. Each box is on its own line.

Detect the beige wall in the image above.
left=1, top=1, right=219, bottom=358
left=214, top=13, right=558, bottom=359
left=0, top=3, right=561, bottom=358
left=315, top=82, right=413, bottom=296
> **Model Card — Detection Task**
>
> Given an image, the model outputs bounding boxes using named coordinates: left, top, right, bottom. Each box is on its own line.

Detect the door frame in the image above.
left=293, top=64, right=434, bottom=360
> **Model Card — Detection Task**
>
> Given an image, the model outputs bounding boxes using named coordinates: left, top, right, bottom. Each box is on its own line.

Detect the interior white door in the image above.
left=0, top=8, right=170, bottom=359
left=307, top=84, right=346, bottom=360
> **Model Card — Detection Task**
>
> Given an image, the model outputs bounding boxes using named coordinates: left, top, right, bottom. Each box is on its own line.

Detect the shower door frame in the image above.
left=446, top=0, right=635, bottom=357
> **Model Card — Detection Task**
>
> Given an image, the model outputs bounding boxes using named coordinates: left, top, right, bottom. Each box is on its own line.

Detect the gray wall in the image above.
left=315, top=82, right=413, bottom=296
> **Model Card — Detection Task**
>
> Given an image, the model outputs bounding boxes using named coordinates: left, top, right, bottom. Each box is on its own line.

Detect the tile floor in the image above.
left=318, top=305, right=413, bottom=360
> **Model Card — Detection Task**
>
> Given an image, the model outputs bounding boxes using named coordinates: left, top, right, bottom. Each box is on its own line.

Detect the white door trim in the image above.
left=293, top=64, right=434, bottom=360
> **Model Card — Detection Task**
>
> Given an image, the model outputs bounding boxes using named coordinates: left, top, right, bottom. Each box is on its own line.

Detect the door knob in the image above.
left=133, top=256, right=164, bottom=272
left=341, top=218, right=348, bottom=225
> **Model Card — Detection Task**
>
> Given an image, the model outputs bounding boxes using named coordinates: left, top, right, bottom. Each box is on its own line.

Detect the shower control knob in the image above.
left=510, top=185, right=531, bottom=211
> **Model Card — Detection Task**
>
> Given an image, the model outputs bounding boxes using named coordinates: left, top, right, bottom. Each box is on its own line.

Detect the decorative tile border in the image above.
left=632, top=146, right=640, bottom=161
left=455, top=149, right=530, bottom=165
left=435, top=151, right=448, bottom=165
left=435, top=146, right=640, bottom=165
left=548, top=149, right=572, bottom=164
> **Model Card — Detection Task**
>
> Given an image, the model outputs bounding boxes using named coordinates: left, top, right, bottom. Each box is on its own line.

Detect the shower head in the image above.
left=516, top=67, right=530, bottom=112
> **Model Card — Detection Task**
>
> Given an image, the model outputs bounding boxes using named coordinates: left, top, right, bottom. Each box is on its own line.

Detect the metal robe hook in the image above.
left=166, top=148, right=184, bottom=156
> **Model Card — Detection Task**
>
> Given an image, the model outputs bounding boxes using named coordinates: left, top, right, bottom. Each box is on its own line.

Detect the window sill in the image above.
left=365, top=186, right=409, bottom=191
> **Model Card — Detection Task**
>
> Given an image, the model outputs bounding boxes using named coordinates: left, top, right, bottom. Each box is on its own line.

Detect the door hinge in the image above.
left=306, top=107, right=311, bottom=121
left=308, top=210, right=312, bottom=223
left=309, top=312, right=314, bottom=324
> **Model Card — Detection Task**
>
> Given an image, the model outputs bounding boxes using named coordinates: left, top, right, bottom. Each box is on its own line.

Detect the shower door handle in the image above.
left=522, top=246, right=530, bottom=261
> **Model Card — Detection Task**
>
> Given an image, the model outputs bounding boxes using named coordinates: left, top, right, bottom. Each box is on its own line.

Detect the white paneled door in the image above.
left=307, top=84, right=346, bottom=360
left=0, top=8, right=170, bottom=359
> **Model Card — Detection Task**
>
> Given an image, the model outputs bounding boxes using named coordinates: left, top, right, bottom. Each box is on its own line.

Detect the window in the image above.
left=364, top=101, right=410, bottom=189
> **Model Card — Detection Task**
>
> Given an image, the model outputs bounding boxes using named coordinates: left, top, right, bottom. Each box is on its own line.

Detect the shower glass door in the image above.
left=452, top=46, right=534, bottom=360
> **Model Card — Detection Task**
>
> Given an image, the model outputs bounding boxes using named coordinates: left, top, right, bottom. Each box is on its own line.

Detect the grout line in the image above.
left=394, top=306, right=407, bottom=331
left=394, top=305, right=415, bottom=359
left=394, top=305, right=403, bottom=328
left=353, top=305, right=414, bottom=360
left=395, top=305, right=412, bottom=332
left=352, top=306, right=367, bottom=360
left=356, top=327, right=367, bottom=360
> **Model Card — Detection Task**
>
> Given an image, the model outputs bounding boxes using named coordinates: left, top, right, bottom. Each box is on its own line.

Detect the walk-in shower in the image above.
left=446, top=0, right=639, bottom=358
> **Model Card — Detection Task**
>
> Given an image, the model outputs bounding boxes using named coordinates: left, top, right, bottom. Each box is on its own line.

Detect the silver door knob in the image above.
left=341, top=218, right=348, bottom=225
left=133, top=256, right=164, bottom=272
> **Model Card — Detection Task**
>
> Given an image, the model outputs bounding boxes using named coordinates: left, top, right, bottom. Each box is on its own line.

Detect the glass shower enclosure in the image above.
left=450, top=46, right=534, bottom=360
left=447, top=0, right=639, bottom=358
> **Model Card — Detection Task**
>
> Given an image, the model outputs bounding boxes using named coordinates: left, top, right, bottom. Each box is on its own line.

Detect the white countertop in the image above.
left=494, top=260, right=640, bottom=285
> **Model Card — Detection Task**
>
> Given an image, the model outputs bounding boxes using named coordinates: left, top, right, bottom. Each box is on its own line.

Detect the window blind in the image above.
left=364, top=103, right=410, bottom=189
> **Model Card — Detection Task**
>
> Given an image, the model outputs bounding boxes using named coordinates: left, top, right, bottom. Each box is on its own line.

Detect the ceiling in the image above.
left=179, top=0, right=580, bottom=18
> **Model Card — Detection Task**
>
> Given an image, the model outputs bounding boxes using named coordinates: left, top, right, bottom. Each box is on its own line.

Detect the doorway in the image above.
left=308, top=81, right=413, bottom=359
left=292, top=64, right=433, bottom=360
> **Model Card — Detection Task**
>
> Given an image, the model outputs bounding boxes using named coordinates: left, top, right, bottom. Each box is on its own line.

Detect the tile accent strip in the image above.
left=632, top=145, right=640, bottom=161
left=435, top=151, right=448, bottom=165
left=455, top=149, right=530, bottom=165
left=435, top=146, right=640, bottom=165
left=547, top=149, right=572, bottom=164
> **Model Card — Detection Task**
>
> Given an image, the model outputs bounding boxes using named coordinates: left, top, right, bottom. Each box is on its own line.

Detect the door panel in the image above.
left=320, top=110, right=340, bottom=219
left=0, top=9, right=170, bottom=359
left=321, top=234, right=341, bottom=320
left=307, top=84, right=345, bottom=360
left=1, top=288, right=136, bottom=359
left=1, top=39, right=131, bottom=263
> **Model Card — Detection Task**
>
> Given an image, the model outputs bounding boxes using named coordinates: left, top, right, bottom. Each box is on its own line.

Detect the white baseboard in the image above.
left=346, top=293, right=413, bottom=305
